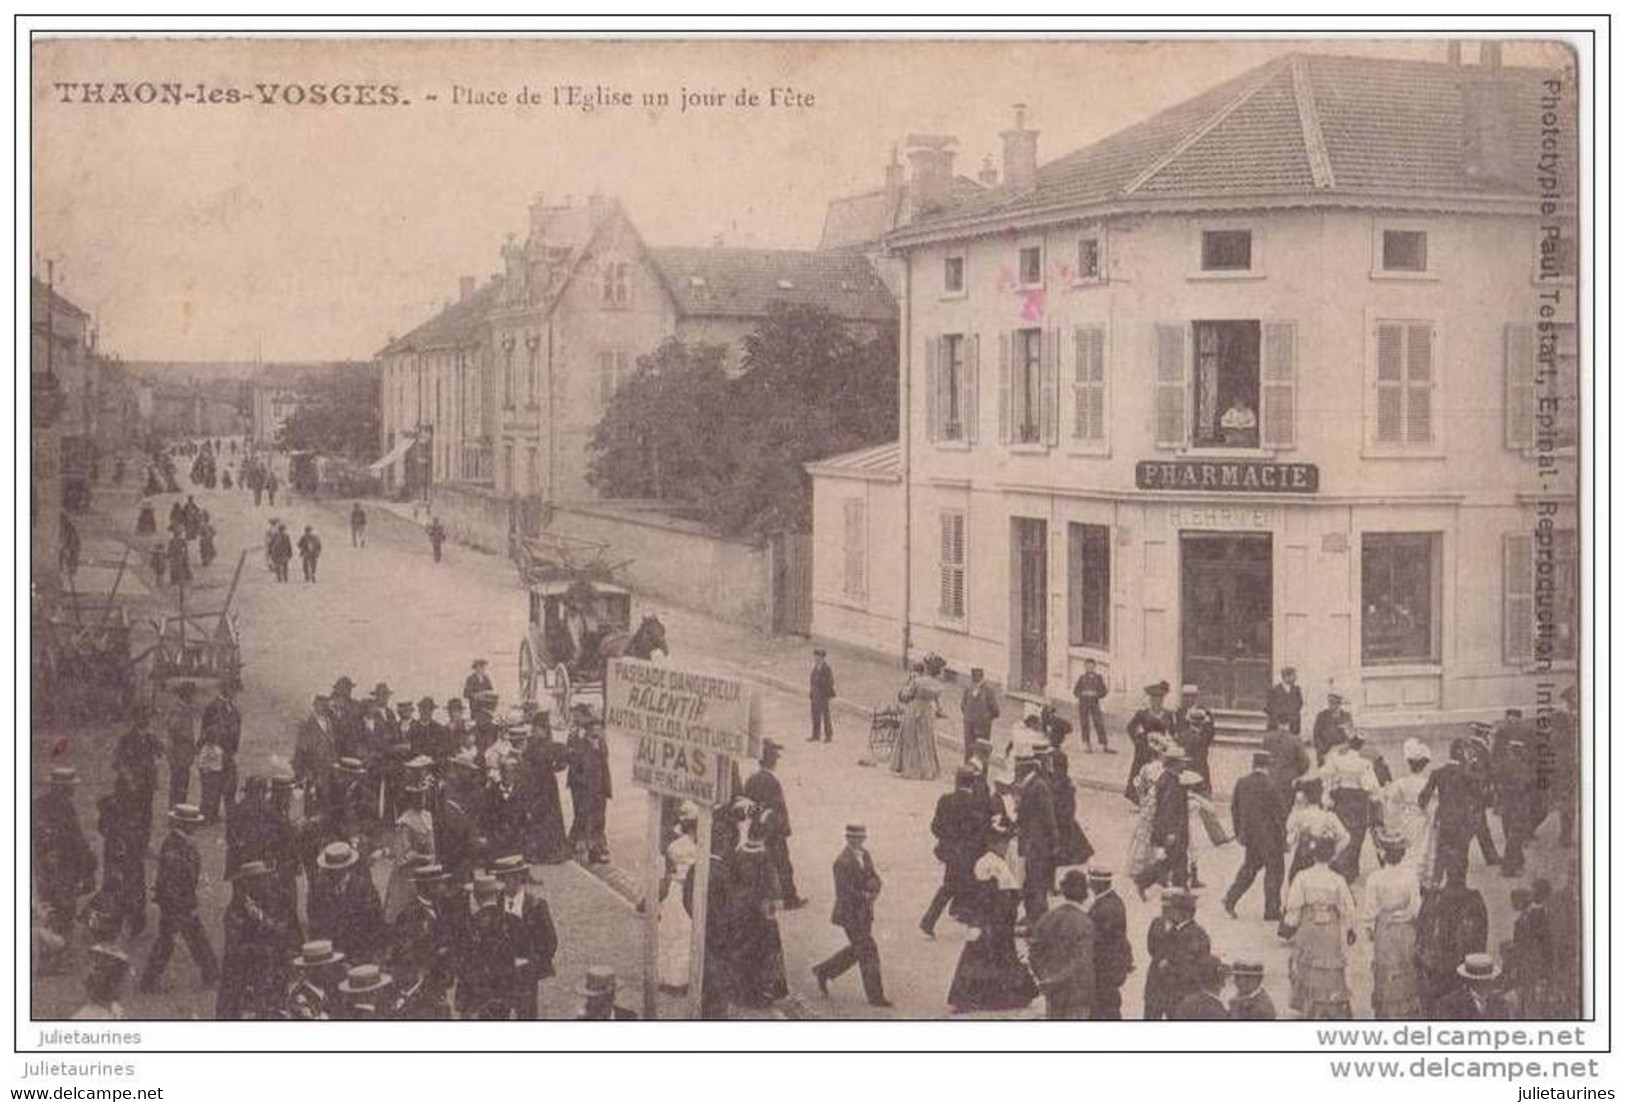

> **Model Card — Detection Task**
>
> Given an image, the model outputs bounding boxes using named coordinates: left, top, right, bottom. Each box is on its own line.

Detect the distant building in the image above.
left=815, top=48, right=1579, bottom=726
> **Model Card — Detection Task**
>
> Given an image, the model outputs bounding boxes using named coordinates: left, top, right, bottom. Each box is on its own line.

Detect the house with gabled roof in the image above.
left=816, top=45, right=1579, bottom=726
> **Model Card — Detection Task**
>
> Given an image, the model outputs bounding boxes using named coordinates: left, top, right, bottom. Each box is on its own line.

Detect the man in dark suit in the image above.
left=138, top=804, right=218, bottom=992
left=456, top=874, right=522, bottom=1018
left=1224, top=752, right=1288, bottom=920
left=1132, top=746, right=1192, bottom=896
left=1172, top=685, right=1216, bottom=795
left=808, top=649, right=836, bottom=743
left=1143, top=889, right=1209, bottom=1020
left=1014, top=755, right=1058, bottom=925
left=1071, top=658, right=1111, bottom=752
left=34, top=767, right=98, bottom=972
left=491, top=857, right=558, bottom=1019
left=1261, top=724, right=1311, bottom=805
left=200, top=680, right=243, bottom=819
left=1170, top=954, right=1230, bottom=1019
left=566, top=717, right=612, bottom=863
left=812, top=824, right=890, bottom=1007
left=920, top=767, right=988, bottom=937
left=1435, top=954, right=1514, bottom=1019
left=743, top=740, right=806, bottom=908
left=1085, top=867, right=1131, bottom=1019
left=960, top=668, right=1001, bottom=761
left=1029, top=870, right=1096, bottom=1019
left=1311, top=691, right=1351, bottom=765
left=307, top=841, right=386, bottom=963
left=1264, top=666, right=1304, bottom=734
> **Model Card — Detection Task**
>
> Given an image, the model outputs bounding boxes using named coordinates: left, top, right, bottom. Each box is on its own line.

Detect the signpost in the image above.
left=605, top=657, right=759, bottom=1019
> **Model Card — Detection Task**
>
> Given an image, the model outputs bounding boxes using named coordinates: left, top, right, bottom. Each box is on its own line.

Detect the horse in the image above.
left=597, top=613, right=669, bottom=667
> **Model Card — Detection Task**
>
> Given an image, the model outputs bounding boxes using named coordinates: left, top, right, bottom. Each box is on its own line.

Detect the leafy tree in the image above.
left=586, top=305, right=898, bottom=538
left=276, top=368, right=381, bottom=458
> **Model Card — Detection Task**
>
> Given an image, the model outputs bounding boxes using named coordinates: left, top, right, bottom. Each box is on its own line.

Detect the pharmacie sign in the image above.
left=606, top=657, right=761, bottom=806
left=1135, top=459, right=1319, bottom=494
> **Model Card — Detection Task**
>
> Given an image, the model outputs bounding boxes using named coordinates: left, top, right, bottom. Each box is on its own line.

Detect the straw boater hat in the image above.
left=1178, top=770, right=1205, bottom=787
left=844, top=823, right=868, bottom=840
left=291, top=939, right=345, bottom=969
left=167, top=804, right=206, bottom=827
left=48, top=766, right=80, bottom=787
left=88, top=943, right=130, bottom=972
left=228, top=860, right=274, bottom=882
left=334, top=757, right=367, bottom=776
left=491, top=854, right=527, bottom=879
left=317, top=841, right=359, bottom=870
left=411, top=862, right=450, bottom=886
left=1085, top=866, right=1113, bottom=885
left=577, top=965, right=618, bottom=998
left=1457, top=953, right=1501, bottom=982
left=1230, top=959, right=1265, bottom=979
left=338, top=964, right=393, bottom=995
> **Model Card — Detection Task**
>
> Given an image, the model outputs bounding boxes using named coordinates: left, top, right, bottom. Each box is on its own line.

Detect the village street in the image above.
left=34, top=457, right=1559, bottom=1022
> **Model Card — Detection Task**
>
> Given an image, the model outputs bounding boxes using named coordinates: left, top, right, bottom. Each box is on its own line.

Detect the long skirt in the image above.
left=1126, top=799, right=1159, bottom=882
left=1371, top=916, right=1421, bottom=1019
left=657, top=882, right=693, bottom=990
left=732, top=915, right=789, bottom=1006
left=892, top=705, right=941, bottom=781
left=948, top=893, right=1038, bottom=1012
left=1289, top=910, right=1352, bottom=1017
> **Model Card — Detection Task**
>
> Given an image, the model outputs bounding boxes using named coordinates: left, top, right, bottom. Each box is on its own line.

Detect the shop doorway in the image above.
left=1011, top=517, right=1048, bottom=694
left=1180, top=532, right=1272, bottom=710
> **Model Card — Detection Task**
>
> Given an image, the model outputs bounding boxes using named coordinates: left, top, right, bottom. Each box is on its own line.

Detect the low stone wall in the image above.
left=427, top=482, right=511, bottom=554
left=544, top=500, right=771, bottom=633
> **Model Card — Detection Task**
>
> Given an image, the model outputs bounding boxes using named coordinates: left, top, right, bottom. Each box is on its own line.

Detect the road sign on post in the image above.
left=605, top=657, right=758, bottom=1018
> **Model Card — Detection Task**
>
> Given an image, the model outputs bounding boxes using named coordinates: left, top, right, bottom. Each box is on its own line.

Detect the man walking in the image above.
left=1014, top=754, right=1058, bottom=926
left=1143, top=889, right=1209, bottom=1020
left=1223, top=752, right=1288, bottom=920
left=812, top=824, right=890, bottom=1007
left=960, top=667, right=1000, bottom=761
left=1071, top=658, right=1111, bottom=752
left=808, top=648, right=836, bottom=743
left=198, top=680, right=242, bottom=825
left=743, top=740, right=806, bottom=908
left=1085, top=867, right=1132, bottom=1019
left=427, top=517, right=446, bottom=563
left=215, top=861, right=294, bottom=1019
left=566, top=716, right=612, bottom=864
left=139, top=805, right=218, bottom=993
left=308, top=841, right=386, bottom=963
left=919, top=766, right=987, bottom=938
left=269, top=522, right=293, bottom=583
left=1312, top=691, right=1352, bottom=765
left=1030, top=870, right=1096, bottom=1019
left=349, top=502, right=367, bottom=548
left=297, top=526, right=323, bottom=583
left=166, top=684, right=199, bottom=808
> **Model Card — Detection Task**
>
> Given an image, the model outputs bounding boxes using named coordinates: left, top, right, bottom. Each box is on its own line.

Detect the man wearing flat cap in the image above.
left=33, top=767, right=97, bottom=972
left=743, top=740, right=805, bottom=909
left=812, top=824, right=890, bottom=1007
left=809, top=648, right=836, bottom=744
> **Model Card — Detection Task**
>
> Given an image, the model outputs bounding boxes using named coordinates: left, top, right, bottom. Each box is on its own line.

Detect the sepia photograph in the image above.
left=20, top=22, right=1595, bottom=1060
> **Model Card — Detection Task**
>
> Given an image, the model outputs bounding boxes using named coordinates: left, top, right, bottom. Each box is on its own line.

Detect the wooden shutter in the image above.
left=1374, top=322, right=1404, bottom=444
left=1505, top=322, right=1535, bottom=450
left=1073, top=326, right=1106, bottom=443
left=843, top=498, right=866, bottom=601
left=1503, top=533, right=1534, bottom=665
left=939, top=511, right=965, bottom=619
left=1406, top=323, right=1434, bottom=444
left=1041, top=328, right=1061, bottom=446
left=1154, top=323, right=1187, bottom=448
left=966, top=334, right=981, bottom=444
left=998, top=332, right=1012, bottom=444
left=1262, top=321, right=1298, bottom=448
left=924, top=335, right=939, bottom=443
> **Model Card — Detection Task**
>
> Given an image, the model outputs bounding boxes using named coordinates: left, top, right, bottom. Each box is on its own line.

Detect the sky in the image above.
left=31, top=36, right=1569, bottom=363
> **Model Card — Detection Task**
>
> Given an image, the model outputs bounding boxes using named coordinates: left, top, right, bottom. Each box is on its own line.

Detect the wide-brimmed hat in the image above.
left=1161, top=888, right=1198, bottom=910
left=417, top=696, right=437, bottom=712
left=292, top=940, right=345, bottom=969
left=334, top=757, right=367, bottom=775
left=1180, top=683, right=1200, bottom=696
left=167, top=804, right=205, bottom=826
left=371, top=682, right=392, bottom=700
left=843, top=823, right=868, bottom=839
left=318, top=841, right=359, bottom=870
left=1251, top=752, right=1273, bottom=769
left=395, top=700, right=416, bottom=714
left=577, top=965, right=618, bottom=998
left=470, top=873, right=502, bottom=897
left=1178, top=770, right=1205, bottom=787
left=491, top=854, right=527, bottom=878
left=404, top=754, right=435, bottom=771
left=1145, top=680, right=1170, bottom=696
left=1230, top=959, right=1265, bottom=979
left=1160, top=744, right=1189, bottom=761
left=1457, top=953, right=1501, bottom=982
left=472, top=658, right=489, bottom=669
left=1372, top=827, right=1408, bottom=856
left=228, top=860, right=274, bottom=882
left=411, top=862, right=450, bottom=885
left=332, top=676, right=356, bottom=694
left=446, top=698, right=466, bottom=713
left=338, top=964, right=393, bottom=995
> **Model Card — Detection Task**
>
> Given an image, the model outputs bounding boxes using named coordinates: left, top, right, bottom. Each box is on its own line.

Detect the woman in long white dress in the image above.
left=1125, top=739, right=1169, bottom=893
left=658, top=806, right=700, bottom=995
left=892, top=656, right=945, bottom=781
left=1382, top=739, right=1436, bottom=888
left=383, top=785, right=436, bottom=923
left=1362, top=828, right=1422, bottom=1019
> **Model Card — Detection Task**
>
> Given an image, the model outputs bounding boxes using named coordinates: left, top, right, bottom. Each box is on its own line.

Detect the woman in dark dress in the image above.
left=520, top=714, right=571, bottom=863
left=728, top=820, right=788, bottom=1007
left=948, top=818, right=1038, bottom=1013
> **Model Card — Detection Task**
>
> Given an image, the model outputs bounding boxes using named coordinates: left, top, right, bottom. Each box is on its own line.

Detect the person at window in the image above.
left=1220, top=395, right=1257, bottom=432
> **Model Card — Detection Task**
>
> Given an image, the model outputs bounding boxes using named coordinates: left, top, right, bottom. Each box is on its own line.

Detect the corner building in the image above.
left=881, top=50, right=1579, bottom=727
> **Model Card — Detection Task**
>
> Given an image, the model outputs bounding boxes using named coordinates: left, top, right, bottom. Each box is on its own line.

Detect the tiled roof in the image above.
left=899, top=53, right=1574, bottom=238
left=804, top=440, right=901, bottom=481
left=650, top=247, right=897, bottom=323
left=820, top=175, right=987, bottom=249
left=379, top=277, right=505, bottom=357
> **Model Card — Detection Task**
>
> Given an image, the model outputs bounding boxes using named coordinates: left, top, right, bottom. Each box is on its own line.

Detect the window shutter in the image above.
left=1374, top=323, right=1404, bottom=444
left=1072, top=326, right=1106, bottom=443
left=939, top=512, right=954, bottom=617
left=1042, top=328, right=1060, bottom=446
left=998, top=332, right=1012, bottom=444
left=1262, top=321, right=1298, bottom=448
left=843, top=498, right=865, bottom=601
left=1154, top=323, right=1187, bottom=448
left=1503, top=533, right=1534, bottom=665
left=923, top=335, right=939, bottom=443
left=1406, top=323, right=1434, bottom=445
left=966, top=334, right=981, bottom=444
left=1505, top=322, right=1535, bottom=450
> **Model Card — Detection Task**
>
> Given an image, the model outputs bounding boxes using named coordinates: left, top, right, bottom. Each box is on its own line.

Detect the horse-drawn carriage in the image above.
left=512, top=534, right=666, bottom=718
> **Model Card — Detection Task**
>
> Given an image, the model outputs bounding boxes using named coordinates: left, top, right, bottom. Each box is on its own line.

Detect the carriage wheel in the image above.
left=551, top=662, right=572, bottom=716
left=517, top=638, right=538, bottom=703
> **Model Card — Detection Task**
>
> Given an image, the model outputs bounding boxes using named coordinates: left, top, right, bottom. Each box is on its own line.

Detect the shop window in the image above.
left=939, top=510, right=966, bottom=621
left=842, top=497, right=867, bottom=601
left=1191, top=320, right=1261, bottom=449
left=1201, top=229, right=1253, bottom=271
left=1068, top=522, right=1110, bottom=648
left=1361, top=533, right=1440, bottom=665
left=944, top=253, right=965, bottom=295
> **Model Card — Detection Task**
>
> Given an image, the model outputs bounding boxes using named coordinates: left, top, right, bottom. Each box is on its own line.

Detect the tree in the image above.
left=586, top=305, right=898, bottom=538
left=276, top=368, right=381, bottom=459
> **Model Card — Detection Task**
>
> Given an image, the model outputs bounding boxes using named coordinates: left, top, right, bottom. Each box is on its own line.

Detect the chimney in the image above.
left=1460, top=42, right=1517, bottom=187
left=528, top=191, right=550, bottom=238
left=905, top=134, right=958, bottom=215
left=1000, top=103, right=1039, bottom=192
left=978, top=155, right=999, bottom=188
left=459, top=275, right=475, bottom=302
left=883, top=146, right=905, bottom=213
